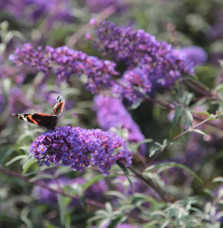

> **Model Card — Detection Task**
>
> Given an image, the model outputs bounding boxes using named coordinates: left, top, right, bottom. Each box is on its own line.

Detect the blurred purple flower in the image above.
left=116, top=225, right=138, bottom=228
left=30, top=0, right=74, bottom=26
left=181, top=133, right=215, bottom=169
left=0, top=0, right=29, bottom=18
left=41, top=90, right=61, bottom=107
left=30, top=126, right=132, bottom=175
left=0, top=66, right=25, bottom=86
left=165, top=134, right=218, bottom=184
left=86, top=0, right=125, bottom=13
left=113, top=176, right=146, bottom=195
left=9, top=88, right=31, bottom=113
left=85, top=179, right=108, bottom=200
left=1, top=0, right=73, bottom=25
left=175, top=46, right=208, bottom=66
left=94, top=95, right=146, bottom=154
left=92, top=21, right=194, bottom=104
left=33, top=177, right=107, bottom=205
left=209, top=10, right=223, bottom=41
left=10, top=44, right=118, bottom=94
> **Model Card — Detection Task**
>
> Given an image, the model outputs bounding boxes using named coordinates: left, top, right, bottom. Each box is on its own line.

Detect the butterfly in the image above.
left=12, top=95, right=64, bottom=130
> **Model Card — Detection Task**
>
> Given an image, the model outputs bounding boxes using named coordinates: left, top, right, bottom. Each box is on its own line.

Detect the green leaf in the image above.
left=16, top=133, right=33, bottom=146
left=212, top=177, right=223, bottom=183
left=107, top=216, right=122, bottom=228
left=0, top=43, right=6, bottom=54
left=45, top=221, right=57, bottom=228
left=135, top=138, right=153, bottom=150
left=131, top=193, right=158, bottom=207
left=30, top=173, right=54, bottom=182
left=215, top=83, right=223, bottom=92
left=189, top=129, right=207, bottom=136
left=117, top=161, right=134, bottom=193
left=106, top=191, right=126, bottom=200
left=22, top=157, right=37, bottom=175
left=185, top=109, right=193, bottom=127
left=105, top=202, right=113, bottom=213
left=149, top=144, right=161, bottom=157
left=54, top=166, right=71, bottom=177
left=57, top=195, right=71, bottom=227
left=138, top=138, right=153, bottom=144
left=171, top=106, right=182, bottom=129
left=183, top=92, right=194, bottom=106
left=1, top=78, right=11, bottom=107
left=20, top=209, right=33, bottom=228
left=0, top=147, right=14, bottom=164
left=6, top=155, right=28, bottom=166
left=191, top=110, right=211, bottom=117
left=144, top=162, right=203, bottom=184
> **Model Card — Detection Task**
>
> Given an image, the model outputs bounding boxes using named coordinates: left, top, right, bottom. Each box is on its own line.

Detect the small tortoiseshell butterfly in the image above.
left=12, top=95, right=64, bottom=130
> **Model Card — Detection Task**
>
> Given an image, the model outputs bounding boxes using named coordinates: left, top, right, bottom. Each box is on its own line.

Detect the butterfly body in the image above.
left=13, top=95, right=64, bottom=130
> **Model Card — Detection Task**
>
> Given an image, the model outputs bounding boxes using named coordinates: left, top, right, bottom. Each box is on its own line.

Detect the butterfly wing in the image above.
left=52, top=95, right=64, bottom=116
left=13, top=95, right=64, bottom=129
left=13, top=113, right=57, bottom=129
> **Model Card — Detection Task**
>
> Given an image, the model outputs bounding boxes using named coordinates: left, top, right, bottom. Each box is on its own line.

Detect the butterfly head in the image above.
left=57, top=95, right=63, bottom=103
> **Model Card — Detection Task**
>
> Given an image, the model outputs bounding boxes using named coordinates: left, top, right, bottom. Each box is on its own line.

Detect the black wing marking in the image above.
left=13, top=113, right=57, bottom=129
left=31, top=113, right=58, bottom=129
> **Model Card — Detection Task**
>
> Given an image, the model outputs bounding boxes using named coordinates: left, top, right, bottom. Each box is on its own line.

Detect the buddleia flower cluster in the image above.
left=94, top=94, right=146, bottom=154
left=30, top=126, right=132, bottom=175
left=92, top=21, right=194, bottom=104
left=10, top=43, right=118, bottom=94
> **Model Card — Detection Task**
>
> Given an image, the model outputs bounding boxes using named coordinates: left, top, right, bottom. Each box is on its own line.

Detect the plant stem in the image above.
left=183, top=78, right=215, bottom=98
left=128, top=166, right=167, bottom=202
left=67, top=5, right=116, bottom=47
left=0, top=166, right=105, bottom=209
left=160, top=116, right=213, bottom=153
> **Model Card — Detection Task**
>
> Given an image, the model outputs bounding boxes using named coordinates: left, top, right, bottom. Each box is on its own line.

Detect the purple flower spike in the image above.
left=112, top=67, right=153, bottom=105
left=10, top=44, right=118, bottom=94
left=94, top=95, right=146, bottom=154
left=93, top=21, right=194, bottom=103
left=112, top=78, right=145, bottom=106
left=94, top=21, right=194, bottom=75
left=30, top=126, right=132, bottom=175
